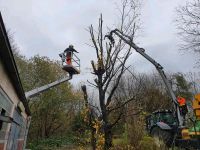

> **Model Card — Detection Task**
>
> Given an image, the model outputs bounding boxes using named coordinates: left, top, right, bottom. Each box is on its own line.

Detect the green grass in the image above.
left=113, top=137, right=128, bottom=146
left=27, top=135, right=77, bottom=150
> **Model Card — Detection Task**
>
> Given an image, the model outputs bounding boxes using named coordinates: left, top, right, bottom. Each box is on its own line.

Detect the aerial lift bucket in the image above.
left=59, top=52, right=80, bottom=75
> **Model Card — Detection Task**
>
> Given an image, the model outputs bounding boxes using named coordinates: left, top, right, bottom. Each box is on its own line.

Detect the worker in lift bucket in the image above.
left=177, top=96, right=188, bottom=124
left=64, top=45, right=79, bottom=65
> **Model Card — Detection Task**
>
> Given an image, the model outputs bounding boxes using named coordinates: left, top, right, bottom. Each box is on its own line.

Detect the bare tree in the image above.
left=116, top=72, right=172, bottom=115
left=88, top=0, right=141, bottom=149
left=185, top=72, right=200, bottom=94
left=176, top=0, right=200, bottom=57
left=81, top=85, right=97, bottom=150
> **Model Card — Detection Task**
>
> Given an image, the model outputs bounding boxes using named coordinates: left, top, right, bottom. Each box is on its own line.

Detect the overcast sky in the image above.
left=0, top=0, right=199, bottom=86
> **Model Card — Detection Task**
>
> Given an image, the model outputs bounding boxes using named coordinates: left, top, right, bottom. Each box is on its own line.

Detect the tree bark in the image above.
left=104, top=124, right=112, bottom=150
left=91, top=128, right=96, bottom=150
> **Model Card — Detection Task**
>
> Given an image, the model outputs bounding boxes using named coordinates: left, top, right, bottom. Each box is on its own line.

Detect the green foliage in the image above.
left=111, top=117, right=125, bottom=136
left=71, top=112, right=86, bottom=135
left=13, top=50, right=34, bottom=91
left=26, top=56, right=78, bottom=140
left=139, top=136, right=158, bottom=150
left=173, top=73, right=193, bottom=100
left=13, top=53, right=82, bottom=144
left=27, top=135, right=76, bottom=150
left=113, top=137, right=128, bottom=146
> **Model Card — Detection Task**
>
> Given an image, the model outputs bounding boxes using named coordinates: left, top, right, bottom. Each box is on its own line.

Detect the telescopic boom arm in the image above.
left=25, top=76, right=72, bottom=99
left=107, top=29, right=183, bottom=127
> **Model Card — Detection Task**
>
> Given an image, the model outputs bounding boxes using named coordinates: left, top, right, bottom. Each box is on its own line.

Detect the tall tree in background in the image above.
left=27, top=56, right=76, bottom=139
left=88, top=0, right=141, bottom=149
left=172, top=73, right=193, bottom=100
left=176, top=0, right=200, bottom=62
left=13, top=52, right=82, bottom=141
left=186, top=72, right=200, bottom=94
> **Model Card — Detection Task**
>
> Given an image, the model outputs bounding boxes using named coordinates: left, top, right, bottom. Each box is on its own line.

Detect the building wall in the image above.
left=0, top=59, right=28, bottom=150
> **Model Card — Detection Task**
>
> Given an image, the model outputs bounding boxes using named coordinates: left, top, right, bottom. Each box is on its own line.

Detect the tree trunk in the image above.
left=91, top=128, right=96, bottom=150
left=104, top=124, right=112, bottom=150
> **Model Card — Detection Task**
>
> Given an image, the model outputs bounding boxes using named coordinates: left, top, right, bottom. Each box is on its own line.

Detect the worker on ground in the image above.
left=64, top=45, right=79, bottom=65
left=177, top=96, right=188, bottom=124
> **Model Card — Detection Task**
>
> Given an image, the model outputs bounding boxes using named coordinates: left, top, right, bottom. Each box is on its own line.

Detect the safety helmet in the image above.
left=69, top=45, right=74, bottom=48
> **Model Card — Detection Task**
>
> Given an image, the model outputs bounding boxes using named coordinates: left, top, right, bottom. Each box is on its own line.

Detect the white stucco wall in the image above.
left=0, top=58, right=29, bottom=150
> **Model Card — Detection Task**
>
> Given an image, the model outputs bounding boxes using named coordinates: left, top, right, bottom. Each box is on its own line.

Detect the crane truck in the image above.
left=106, top=29, right=200, bottom=149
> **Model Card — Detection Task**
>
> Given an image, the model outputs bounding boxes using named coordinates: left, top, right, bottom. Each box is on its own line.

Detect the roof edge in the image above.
left=0, top=12, right=31, bottom=116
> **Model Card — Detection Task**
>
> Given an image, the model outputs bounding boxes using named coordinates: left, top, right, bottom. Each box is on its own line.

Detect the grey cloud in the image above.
left=128, top=40, right=198, bottom=74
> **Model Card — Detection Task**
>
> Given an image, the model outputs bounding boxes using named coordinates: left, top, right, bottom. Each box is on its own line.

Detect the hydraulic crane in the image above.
left=106, top=29, right=183, bottom=126
left=106, top=29, right=200, bottom=149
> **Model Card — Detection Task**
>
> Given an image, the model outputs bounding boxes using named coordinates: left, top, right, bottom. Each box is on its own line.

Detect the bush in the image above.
left=27, top=135, right=76, bottom=150
left=139, top=136, right=158, bottom=150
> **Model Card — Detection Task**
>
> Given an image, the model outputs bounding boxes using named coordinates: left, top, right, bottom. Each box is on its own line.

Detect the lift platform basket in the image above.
left=59, top=52, right=80, bottom=75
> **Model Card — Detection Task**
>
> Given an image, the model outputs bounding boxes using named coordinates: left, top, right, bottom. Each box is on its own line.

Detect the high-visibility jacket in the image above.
left=177, top=97, right=186, bottom=106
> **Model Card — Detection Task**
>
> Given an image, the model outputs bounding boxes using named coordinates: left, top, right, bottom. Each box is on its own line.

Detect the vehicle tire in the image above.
left=150, top=126, right=173, bottom=148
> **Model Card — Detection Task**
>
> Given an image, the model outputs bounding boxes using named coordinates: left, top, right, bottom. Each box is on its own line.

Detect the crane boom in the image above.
left=107, top=29, right=183, bottom=126
left=25, top=76, right=72, bottom=99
